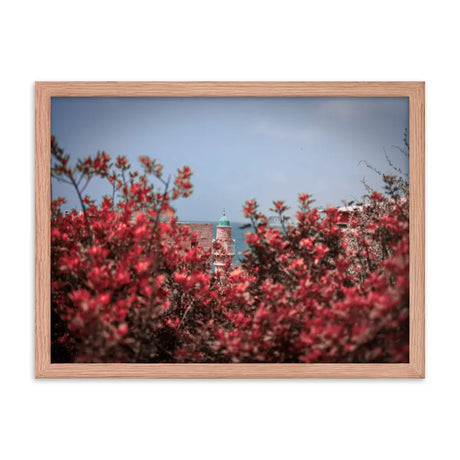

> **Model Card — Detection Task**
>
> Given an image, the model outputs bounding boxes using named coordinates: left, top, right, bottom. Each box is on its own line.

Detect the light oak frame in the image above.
left=35, top=82, right=425, bottom=378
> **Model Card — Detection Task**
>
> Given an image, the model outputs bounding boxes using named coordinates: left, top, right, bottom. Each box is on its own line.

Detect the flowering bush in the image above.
left=213, top=191, right=408, bottom=363
left=51, top=137, right=219, bottom=362
left=51, top=138, right=409, bottom=363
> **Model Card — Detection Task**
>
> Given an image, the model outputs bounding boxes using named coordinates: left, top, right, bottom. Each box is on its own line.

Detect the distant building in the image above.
left=178, top=211, right=235, bottom=274
left=178, top=222, right=214, bottom=253
left=335, top=205, right=365, bottom=228
left=177, top=222, right=213, bottom=271
left=212, top=210, right=235, bottom=274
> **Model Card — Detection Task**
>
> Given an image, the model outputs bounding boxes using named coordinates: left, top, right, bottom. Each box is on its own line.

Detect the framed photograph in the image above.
left=35, top=82, right=424, bottom=378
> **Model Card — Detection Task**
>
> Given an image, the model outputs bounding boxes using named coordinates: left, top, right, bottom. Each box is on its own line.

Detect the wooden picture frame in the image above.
left=35, top=81, right=425, bottom=378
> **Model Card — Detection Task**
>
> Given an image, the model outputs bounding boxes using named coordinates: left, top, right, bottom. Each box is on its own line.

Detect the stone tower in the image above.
left=213, top=210, right=235, bottom=274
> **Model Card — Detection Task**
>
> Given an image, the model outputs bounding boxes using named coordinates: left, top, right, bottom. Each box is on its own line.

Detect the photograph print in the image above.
left=50, top=95, right=410, bottom=364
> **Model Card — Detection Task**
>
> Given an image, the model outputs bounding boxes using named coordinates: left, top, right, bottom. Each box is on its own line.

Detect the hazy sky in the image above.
left=51, top=97, right=409, bottom=222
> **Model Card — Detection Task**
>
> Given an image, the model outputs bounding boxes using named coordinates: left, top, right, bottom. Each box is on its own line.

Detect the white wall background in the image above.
left=1, top=1, right=458, bottom=459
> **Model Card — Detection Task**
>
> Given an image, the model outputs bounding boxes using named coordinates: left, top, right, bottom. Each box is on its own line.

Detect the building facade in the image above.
left=179, top=211, right=235, bottom=274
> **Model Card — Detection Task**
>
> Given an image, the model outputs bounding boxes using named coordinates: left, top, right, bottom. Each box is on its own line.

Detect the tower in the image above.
left=213, top=209, right=235, bottom=274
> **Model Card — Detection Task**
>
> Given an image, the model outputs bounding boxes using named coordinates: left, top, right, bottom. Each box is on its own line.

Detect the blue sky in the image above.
left=51, top=97, right=409, bottom=222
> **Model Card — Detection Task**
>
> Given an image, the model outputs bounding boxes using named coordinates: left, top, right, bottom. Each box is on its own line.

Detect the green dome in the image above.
left=218, top=211, right=230, bottom=226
